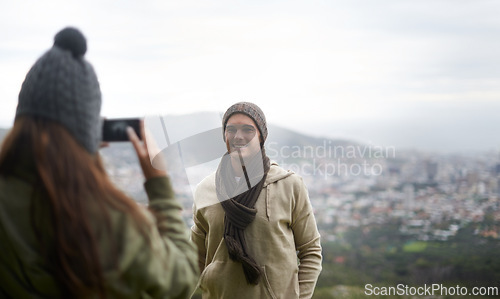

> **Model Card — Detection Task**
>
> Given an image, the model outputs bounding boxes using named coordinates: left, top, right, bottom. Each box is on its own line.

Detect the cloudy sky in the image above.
left=1, top=0, right=499, bottom=152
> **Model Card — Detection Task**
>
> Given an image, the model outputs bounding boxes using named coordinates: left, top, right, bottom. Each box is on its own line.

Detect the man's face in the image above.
left=225, top=113, right=261, bottom=159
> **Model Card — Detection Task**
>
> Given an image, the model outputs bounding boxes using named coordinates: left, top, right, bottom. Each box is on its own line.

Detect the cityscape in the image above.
left=302, top=148, right=500, bottom=242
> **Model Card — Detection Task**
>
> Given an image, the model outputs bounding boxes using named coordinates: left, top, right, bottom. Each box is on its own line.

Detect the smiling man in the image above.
left=191, top=102, right=322, bottom=299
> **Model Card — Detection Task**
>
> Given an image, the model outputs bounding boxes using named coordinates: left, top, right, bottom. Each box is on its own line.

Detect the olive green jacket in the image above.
left=191, top=162, right=322, bottom=299
left=0, top=165, right=198, bottom=298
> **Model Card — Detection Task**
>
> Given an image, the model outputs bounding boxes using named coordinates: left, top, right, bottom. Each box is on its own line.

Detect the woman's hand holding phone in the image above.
left=127, top=121, right=166, bottom=180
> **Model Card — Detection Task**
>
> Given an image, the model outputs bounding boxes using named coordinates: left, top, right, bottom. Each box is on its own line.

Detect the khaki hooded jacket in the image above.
left=191, top=162, right=322, bottom=299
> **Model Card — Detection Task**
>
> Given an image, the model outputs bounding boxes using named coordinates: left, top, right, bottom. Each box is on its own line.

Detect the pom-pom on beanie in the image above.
left=16, top=27, right=102, bottom=153
left=222, top=102, right=268, bottom=144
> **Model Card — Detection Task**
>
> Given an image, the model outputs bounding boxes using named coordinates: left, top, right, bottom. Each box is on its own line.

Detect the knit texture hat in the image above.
left=16, top=27, right=102, bottom=153
left=222, top=102, right=267, bottom=143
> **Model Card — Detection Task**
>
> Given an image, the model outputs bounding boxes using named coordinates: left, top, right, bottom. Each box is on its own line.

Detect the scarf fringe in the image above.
left=225, top=235, right=262, bottom=285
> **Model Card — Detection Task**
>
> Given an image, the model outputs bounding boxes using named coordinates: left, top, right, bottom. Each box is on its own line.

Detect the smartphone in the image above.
left=102, top=118, right=141, bottom=142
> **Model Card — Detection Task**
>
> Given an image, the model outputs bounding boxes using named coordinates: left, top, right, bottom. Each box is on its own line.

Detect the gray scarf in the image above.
left=215, top=148, right=270, bottom=285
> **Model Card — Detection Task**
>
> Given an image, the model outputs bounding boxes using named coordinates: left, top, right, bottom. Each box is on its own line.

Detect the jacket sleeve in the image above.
left=290, top=175, right=322, bottom=299
left=114, top=176, right=199, bottom=298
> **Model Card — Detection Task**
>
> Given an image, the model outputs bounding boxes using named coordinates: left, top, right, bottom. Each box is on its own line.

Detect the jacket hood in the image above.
left=264, top=161, right=293, bottom=186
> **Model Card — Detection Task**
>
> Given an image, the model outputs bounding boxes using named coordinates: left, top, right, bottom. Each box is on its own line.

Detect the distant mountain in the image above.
left=267, top=124, right=363, bottom=157
left=268, top=124, right=360, bottom=149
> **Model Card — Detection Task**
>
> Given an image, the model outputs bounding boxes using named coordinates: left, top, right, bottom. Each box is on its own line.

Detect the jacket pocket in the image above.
left=199, top=260, right=222, bottom=291
left=261, top=265, right=300, bottom=299
left=261, top=266, right=278, bottom=299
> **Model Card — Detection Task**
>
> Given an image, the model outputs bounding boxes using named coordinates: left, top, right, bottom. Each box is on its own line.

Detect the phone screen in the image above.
left=102, top=118, right=141, bottom=142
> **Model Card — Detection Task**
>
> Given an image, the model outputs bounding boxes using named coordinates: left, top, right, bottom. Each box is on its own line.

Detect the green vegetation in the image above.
left=314, top=220, right=500, bottom=298
left=402, top=241, right=427, bottom=253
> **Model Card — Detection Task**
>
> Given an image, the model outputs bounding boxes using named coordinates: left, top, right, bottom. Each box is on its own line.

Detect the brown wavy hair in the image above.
left=0, top=117, right=150, bottom=298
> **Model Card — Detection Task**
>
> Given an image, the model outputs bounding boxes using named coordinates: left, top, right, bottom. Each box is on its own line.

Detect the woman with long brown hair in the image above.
left=0, top=27, right=198, bottom=298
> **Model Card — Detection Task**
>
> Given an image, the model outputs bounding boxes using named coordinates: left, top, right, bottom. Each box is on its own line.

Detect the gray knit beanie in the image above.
left=222, top=102, right=267, bottom=143
left=16, top=27, right=102, bottom=153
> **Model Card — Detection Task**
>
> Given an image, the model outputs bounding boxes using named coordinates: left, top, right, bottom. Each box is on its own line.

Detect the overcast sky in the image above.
left=1, top=0, right=499, bottom=152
